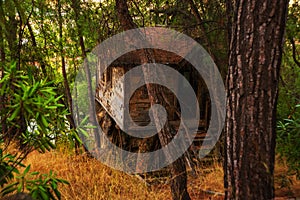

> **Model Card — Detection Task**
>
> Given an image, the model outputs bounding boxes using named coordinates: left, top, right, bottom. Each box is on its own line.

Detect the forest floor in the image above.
left=21, top=150, right=300, bottom=200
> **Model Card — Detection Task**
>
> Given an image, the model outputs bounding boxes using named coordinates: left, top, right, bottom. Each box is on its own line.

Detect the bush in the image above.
left=277, top=104, right=300, bottom=179
left=1, top=164, right=69, bottom=200
left=0, top=63, right=70, bottom=199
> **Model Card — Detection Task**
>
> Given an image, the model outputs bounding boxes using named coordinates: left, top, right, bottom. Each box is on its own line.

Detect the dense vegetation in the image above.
left=0, top=0, right=299, bottom=199
left=276, top=1, right=300, bottom=179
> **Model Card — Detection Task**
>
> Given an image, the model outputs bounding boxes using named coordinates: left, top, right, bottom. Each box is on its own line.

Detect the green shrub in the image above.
left=1, top=164, right=69, bottom=200
left=277, top=104, right=300, bottom=179
left=0, top=63, right=70, bottom=199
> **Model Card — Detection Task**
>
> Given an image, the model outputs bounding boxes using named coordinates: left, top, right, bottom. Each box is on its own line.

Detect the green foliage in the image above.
left=277, top=105, right=300, bottom=179
left=1, top=161, right=69, bottom=200
left=286, top=1, right=300, bottom=41
left=276, top=1, right=300, bottom=179
left=0, top=144, right=69, bottom=200
left=0, top=63, right=68, bottom=152
left=0, top=63, right=70, bottom=199
left=277, top=59, right=300, bottom=122
left=3, top=0, right=296, bottom=197
left=0, top=147, right=24, bottom=187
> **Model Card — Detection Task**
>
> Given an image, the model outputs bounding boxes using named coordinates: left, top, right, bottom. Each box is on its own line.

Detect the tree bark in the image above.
left=224, top=0, right=289, bottom=199
left=115, top=1, right=190, bottom=199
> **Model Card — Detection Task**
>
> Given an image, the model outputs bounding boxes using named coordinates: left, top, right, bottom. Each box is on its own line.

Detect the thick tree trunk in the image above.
left=224, top=0, right=289, bottom=199
left=115, top=1, right=190, bottom=199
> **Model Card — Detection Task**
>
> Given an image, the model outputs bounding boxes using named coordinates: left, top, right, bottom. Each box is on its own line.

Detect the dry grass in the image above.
left=188, top=162, right=224, bottom=200
left=23, top=150, right=170, bottom=200
left=274, top=157, right=300, bottom=198
left=12, top=150, right=299, bottom=200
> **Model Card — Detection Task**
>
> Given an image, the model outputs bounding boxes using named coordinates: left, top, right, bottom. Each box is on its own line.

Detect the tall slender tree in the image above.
left=115, top=1, right=191, bottom=199
left=224, top=0, right=289, bottom=199
left=71, top=0, right=101, bottom=148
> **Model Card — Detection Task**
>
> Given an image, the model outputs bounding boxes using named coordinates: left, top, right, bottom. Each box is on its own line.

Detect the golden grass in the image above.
left=274, top=157, right=300, bottom=198
left=188, top=162, right=224, bottom=200
left=23, top=151, right=170, bottom=200
left=11, top=150, right=299, bottom=200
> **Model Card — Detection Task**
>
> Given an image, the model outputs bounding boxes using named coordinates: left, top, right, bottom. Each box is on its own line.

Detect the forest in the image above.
left=0, top=0, right=299, bottom=199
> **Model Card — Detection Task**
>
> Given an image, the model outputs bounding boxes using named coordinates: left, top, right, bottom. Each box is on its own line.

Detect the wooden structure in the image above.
left=95, top=49, right=211, bottom=152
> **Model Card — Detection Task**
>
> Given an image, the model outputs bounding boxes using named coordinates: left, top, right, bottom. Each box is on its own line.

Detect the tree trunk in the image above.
left=57, top=0, right=77, bottom=146
left=71, top=0, right=101, bottom=149
left=0, top=7, right=7, bottom=134
left=224, top=0, right=289, bottom=199
left=115, top=1, right=190, bottom=199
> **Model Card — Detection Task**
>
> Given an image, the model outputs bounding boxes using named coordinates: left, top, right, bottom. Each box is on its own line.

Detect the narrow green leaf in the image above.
left=48, top=141, right=56, bottom=149
left=1, top=182, right=18, bottom=196
left=30, top=171, right=40, bottom=176
left=38, top=185, right=47, bottom=192
left=8, top=107, right=21, bottom=121
left=54, top=95, right=64, bottom=102
left=38, top=145, right=46, bottom=153
left=43, top=142, right=51, bottom=152
left=17, top=183, right=22, bottom=193
left=31, top=190, right=38, bottom=199
left=41, top=116, right=49, bottom=127
left=45, top=106, right=58, bottom=109
left=78, top=128, right=89, bottom=138
left=29, top=82, right=40, bottom=97
left=53, top=188, right=61, bottom=199
left=40, top=189, right=49, bottom=200
left=51, top=181, right=57, bottom=190
left=24, top=105, right=34, bottom=116
left=23, top=164, right=31, bottom=175
left=57, top=178, right=69, bottom=185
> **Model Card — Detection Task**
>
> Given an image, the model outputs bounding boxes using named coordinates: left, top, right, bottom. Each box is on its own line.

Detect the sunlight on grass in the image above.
left=24, top=150, right=170, bottom=200
left=21, top=150, right=300, bottom=200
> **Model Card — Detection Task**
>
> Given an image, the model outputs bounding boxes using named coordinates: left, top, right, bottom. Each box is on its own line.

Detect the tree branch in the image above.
left=290, top=37, right=300, bottom=68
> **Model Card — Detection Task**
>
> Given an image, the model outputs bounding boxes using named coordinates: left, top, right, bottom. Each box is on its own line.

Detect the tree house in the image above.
left=95, top=49, right=211, bottom=150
